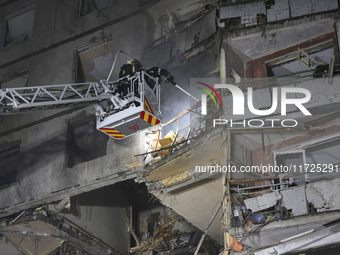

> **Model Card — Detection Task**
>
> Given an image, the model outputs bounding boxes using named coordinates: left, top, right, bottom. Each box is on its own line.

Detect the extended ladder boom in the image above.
left=0, top=82, right=112, bottom=114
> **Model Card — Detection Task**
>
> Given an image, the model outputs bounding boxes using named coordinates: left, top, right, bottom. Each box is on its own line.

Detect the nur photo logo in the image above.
left=196, top=82, right=223, bottom=115
left=196, top=82, right=312, bottom=128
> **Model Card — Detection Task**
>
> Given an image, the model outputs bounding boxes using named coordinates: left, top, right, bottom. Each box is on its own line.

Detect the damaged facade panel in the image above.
left=306, top=179, right=340, bottom=212
left=219, top=1, right=266, bottom=27
left=183, top=9, right=216, bottom=52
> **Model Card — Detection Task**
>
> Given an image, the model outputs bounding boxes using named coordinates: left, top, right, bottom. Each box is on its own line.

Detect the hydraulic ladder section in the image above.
left=0, top=82, right=112, bottom=114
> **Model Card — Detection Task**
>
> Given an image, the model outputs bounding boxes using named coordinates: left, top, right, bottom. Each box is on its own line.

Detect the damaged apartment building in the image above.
left=1, top=0, right=340, bottom=254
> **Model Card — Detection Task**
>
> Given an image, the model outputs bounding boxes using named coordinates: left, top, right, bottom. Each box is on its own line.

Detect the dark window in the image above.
left=0, top=140, right=21, bottom=187
left=67, top=119, right=108, bottom=168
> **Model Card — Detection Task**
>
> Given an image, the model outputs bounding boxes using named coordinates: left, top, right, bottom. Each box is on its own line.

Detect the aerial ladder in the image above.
left=0, top=51, right=197, bottom=139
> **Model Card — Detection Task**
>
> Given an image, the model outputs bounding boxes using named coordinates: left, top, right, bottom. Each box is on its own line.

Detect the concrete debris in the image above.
left=131, top=214, right=180, bottom=253
left=131, top=209, right=217, bottom=255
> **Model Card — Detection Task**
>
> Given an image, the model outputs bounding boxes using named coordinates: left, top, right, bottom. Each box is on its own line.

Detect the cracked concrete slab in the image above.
left=244, top=191, right=282, bottom=213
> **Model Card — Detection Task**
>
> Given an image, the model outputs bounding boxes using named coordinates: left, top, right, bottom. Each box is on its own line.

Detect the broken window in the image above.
left=67, top=119, right=108, bottom=168
left=0, top=140, right=21, bottom=188
left=266, top=41, right=335, bottom=78
left=75, top=40, right=113, bottom=82
left=78, top=0, right=111, bottom=16
left=3, top=5, right=35, bottom=47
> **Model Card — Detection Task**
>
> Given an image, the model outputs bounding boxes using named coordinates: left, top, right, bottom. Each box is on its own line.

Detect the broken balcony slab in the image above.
left=244, top=177, right=340, bottom=216
left=144, top=129, right=223, bottom=181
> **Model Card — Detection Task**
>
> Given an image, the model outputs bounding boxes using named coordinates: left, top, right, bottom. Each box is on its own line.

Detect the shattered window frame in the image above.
left=2, top=4, right=35, bottom=48
left=74, top=36, right=113, bottom=82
